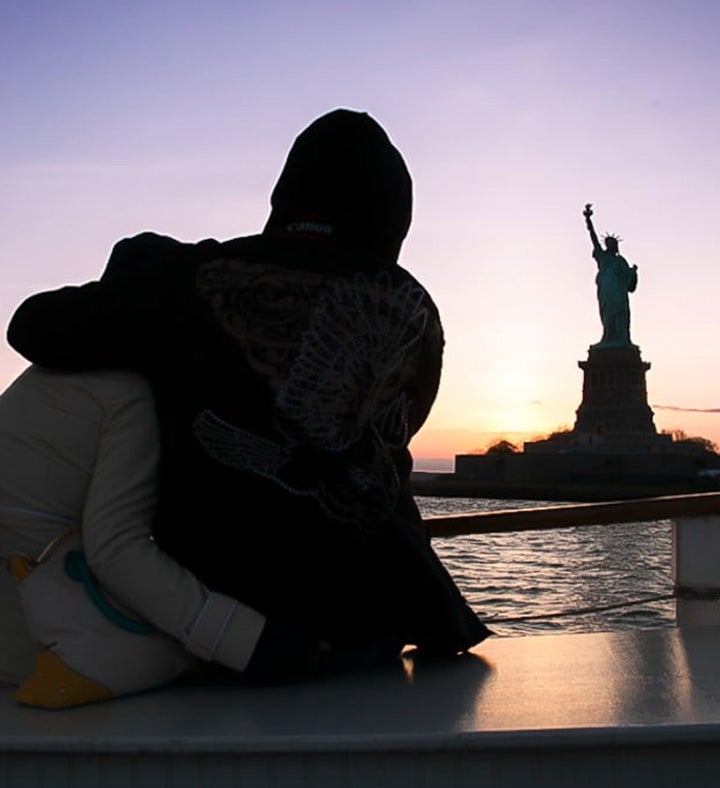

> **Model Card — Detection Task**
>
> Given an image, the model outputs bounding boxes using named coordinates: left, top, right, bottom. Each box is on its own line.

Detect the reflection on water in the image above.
left=418, top=497, right=674, bottom=637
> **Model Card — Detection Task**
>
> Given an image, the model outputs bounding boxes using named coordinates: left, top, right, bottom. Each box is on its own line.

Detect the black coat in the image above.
left=8, top=231, right=489, bottom=657
left=8, top=109, right=490, bottom=667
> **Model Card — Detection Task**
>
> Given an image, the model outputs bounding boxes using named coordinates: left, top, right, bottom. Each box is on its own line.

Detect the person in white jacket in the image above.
left=0, top=365, right=276, bottom=696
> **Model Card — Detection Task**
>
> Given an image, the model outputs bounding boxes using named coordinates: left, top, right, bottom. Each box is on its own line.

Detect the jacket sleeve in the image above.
left=7, top=281, right=120, bottom=370
left=82, top=374, right=324, bottom=677
left=81, top=374, right=267, bottom=672
left=6, top=233, right=189, bottom=371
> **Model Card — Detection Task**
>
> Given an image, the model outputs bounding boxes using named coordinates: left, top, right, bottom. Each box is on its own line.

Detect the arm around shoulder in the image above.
left=7, top=282, right=113, bottom=369
left=6, top=232, right=185, bottom=370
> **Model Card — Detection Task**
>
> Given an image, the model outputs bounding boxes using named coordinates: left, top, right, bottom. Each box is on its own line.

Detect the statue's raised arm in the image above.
left=583, top=203, right=602, bottom=253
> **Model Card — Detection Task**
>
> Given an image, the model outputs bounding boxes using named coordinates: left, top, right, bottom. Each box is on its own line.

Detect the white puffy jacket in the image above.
left=0, top=366, right=264, bottom=685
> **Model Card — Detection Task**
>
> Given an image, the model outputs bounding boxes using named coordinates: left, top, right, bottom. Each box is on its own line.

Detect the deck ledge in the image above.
left=4, top=626, right=720, bottom=755
left=5, top=723, right=720, bottom=755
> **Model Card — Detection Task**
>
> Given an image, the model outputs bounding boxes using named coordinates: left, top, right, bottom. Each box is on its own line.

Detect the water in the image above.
left=417, top=497, right=674, bottom=637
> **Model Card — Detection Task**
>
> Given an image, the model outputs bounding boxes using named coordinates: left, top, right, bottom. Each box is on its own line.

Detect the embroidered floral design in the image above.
left=194, top=259, right=430, bottom=526
left=197, top=260, right=323, bottom=390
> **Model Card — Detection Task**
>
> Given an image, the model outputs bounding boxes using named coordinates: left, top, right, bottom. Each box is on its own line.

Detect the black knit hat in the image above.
left=262, top=109, right=412, bottom=266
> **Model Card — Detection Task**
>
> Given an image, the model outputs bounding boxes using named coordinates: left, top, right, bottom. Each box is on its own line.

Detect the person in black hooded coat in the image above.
left=7, top=109, right=490, bottom=679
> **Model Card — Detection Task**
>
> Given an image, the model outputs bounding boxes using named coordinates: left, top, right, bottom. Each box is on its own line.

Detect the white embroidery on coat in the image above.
left=194, top=263, right=430, bottom=526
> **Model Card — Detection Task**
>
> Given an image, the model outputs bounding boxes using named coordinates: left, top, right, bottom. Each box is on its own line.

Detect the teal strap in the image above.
left=64, top=550, right=156, bottom=635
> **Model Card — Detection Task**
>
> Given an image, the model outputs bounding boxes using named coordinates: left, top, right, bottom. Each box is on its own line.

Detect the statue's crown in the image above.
left=603, top=232, right=622, bottom=244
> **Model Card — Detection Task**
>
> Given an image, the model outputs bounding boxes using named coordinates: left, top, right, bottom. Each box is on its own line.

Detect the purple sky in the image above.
left=3, top=0, right=720, bottom=457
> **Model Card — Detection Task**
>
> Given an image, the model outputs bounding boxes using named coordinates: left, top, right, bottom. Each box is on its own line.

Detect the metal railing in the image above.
left=425, top=491, right=720, bottom=537
left=424, top=491, right=720, bottom=627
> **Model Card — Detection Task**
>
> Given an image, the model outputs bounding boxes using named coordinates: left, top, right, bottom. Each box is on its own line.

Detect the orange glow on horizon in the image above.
left=410, top=427, right=545, bottom=460
left=411, top=414, right=720, bottom=461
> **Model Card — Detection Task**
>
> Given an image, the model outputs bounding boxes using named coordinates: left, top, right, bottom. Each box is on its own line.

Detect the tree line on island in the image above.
left=478, top=430, right=718, bottom=456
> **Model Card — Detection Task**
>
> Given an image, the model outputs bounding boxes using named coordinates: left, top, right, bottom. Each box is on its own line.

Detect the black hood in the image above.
left=262, top=109, right=412, bottom=266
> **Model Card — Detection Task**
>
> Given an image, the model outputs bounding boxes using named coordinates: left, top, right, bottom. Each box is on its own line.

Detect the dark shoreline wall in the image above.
left=455, top=451, right=720, bottom=487
left=411, top=469, right=720, bottom=503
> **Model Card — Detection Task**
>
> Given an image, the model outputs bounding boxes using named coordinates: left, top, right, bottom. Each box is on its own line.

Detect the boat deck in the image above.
left=3, top=625, right=720, bottom=786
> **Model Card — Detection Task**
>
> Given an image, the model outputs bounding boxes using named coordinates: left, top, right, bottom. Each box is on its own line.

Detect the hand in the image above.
left=583, top=203, right=593, bottom=219
left=242, top=617, right=325, bottom=683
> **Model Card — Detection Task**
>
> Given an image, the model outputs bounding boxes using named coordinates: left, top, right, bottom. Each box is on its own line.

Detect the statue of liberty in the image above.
left=583, top=204, right=638, bottom=347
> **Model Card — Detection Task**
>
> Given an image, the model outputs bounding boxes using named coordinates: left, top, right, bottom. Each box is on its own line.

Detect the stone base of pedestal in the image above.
left=574, top=344, right=658, bottom=438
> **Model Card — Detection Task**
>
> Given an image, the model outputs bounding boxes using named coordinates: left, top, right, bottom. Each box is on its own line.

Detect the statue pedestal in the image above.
left=456, top=341, right=720, bottom=496
left=573, top=345, right=667, bottom=446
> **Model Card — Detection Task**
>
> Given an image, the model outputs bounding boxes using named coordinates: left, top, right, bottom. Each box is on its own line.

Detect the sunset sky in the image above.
left=2, top=0, right=720, bottom=467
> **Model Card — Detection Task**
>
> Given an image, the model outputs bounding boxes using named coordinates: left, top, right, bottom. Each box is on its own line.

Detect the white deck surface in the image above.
left=3, top=626, right=720, bottom=786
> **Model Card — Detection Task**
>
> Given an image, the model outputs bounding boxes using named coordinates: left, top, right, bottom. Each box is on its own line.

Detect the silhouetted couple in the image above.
left=1, top=109, right=488, bottom=702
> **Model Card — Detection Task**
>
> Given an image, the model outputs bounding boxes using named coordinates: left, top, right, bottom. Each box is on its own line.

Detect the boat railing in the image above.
left=424, top=491, right=720, bottom=627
